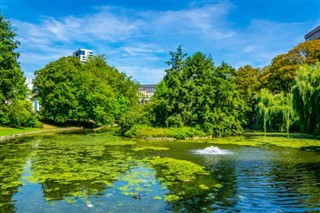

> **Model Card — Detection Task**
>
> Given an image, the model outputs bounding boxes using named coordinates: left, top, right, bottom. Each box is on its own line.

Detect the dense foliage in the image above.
left=0, top=15, right=35, bottom=127
left=33, top=55, right=139, bottom=125
left=260, top=40, right=320, bottom=93
left=254, top=40, right=320, bottom=134
left=292, top=63, right=320, bottom=135
left=234, top=65, right=261, bottom=127
left=147, top=47, right=247, bottom=136
left=2, top=14, right=319, bottom=136
left=122, top=41, right=320, bottom=137
left=255, top=89, right=295, bottom=133
left=124, top=125, right=206, bottom=139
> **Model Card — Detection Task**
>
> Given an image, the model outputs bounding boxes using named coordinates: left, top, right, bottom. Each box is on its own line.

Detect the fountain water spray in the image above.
left=193, top=146, right=232, bottom=155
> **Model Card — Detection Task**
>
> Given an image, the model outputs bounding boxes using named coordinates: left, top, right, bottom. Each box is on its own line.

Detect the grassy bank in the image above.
left=0, top=124, right=83, bottom=141
left=123, top=125, right=320, bottom=148
left=0, top=127, right=44, bottom=136
left=204, top=135, right=320, bottom=149
left=124, top=125, right=206, bottom=139
left=2, top=124, right=320, bottom=149
left=145, top=134, right=320, bottom=149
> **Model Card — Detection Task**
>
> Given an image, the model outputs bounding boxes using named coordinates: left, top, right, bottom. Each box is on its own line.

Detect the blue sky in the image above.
left=2, top=0, right=320, bottom=84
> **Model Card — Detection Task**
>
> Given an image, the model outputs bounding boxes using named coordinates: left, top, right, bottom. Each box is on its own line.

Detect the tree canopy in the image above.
left=255, top=89, right=295, bottom=133
left=292, top=63, right=320, bottom=135
left=149, top=47, right=247, bottom=136
left=33, top=55, right=139, bottom=125
left=261, top=40, right=320, bottom=93
left=2, top=14, right=319, bottom=136
left=234, top=65, right=261, bottom=127
left=0, top=15, right=34, bottom=127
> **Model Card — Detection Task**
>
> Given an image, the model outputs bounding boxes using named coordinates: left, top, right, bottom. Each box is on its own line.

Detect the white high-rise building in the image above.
left=73, top=48, right=94, bottom=63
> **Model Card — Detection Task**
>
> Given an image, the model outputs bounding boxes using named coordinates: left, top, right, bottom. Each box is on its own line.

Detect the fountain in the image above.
left=193, top=146, right=232, bottom=155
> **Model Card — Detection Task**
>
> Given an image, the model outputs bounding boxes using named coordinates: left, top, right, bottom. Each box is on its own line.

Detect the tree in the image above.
left=255, top=89, right=295, bottom=133
left=8, top=99, right=34, bottom=127
left=234, top=65, right=261, bottom=128
left=261, top=40, right=320, bottom=93
left=33, top=57, right=83, bottom=123
left=33, top=56, right=139, bottom=125
left=78, top=56, right=118, bottom=125
left=150, top=47, right=247, bottom=136
left=292, top=63, right=320, bottom=135
left=82, top=55, right=139, bottom=121
left=0, top=15, right=32, bottom=127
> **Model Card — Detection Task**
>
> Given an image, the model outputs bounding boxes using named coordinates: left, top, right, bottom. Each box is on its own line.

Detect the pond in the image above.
left=1, top=131, right=320, bottom=212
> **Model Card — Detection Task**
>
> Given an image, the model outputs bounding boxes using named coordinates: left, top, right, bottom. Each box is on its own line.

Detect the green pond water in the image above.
left=1, top=132, right=320, bottom=212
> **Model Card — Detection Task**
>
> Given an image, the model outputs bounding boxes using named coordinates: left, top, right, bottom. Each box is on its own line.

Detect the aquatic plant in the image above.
left=202, top=134, right=320, bottom=149
left=27, top=133, right=138, bottom=201
left=132, top=146, right=169, bottom=151
left=145, top=157, right=221, bottom=204
left=118, top=166, right=158, bottom=196
left=0, top=138, right=34, bottom=211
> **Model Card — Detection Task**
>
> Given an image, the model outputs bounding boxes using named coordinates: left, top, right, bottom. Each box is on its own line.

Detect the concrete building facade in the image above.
left=139, top=84, right=156, bottom=104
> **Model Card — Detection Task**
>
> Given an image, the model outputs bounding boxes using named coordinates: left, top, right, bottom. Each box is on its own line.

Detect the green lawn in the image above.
left=0, top=127, right=43, bottom=136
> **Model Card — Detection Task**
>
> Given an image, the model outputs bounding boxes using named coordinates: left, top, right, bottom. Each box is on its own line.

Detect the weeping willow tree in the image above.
left=292, top=63, right=320, bottom=135
left=255, top=89, right=295, bottom=133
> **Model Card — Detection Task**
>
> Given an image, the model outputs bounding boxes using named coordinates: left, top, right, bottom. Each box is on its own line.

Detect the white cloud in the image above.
left=123, top=44, right=165, bottom=56
left=11, top=1, right=317, bottom=83
left=242, top=45, right=258, bottom=53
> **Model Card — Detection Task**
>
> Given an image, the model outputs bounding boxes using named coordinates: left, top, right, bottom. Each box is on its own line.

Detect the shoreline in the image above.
left=0, top=127, right=84, bottom=142
left=133, top=133, right=320, bottom=149
left=1, top=127, right=320, bottom=149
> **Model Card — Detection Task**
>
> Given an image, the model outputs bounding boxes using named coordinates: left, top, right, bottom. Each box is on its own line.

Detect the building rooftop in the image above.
left=139, top=84, right=156, bottom=92
left=304, top=26, right=320, bottom=40
left=73, top=48, right=93, bottom=53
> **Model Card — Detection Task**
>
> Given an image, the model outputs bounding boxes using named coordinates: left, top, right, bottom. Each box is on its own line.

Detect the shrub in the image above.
left=119, top=106, right=151, bottom=134
left=124, top=125, right=206, bottom=139
left=34, top=120, right=44, bottom=128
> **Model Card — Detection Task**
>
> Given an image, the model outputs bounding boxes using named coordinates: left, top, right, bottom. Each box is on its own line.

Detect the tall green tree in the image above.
left=292, top=63, right=320, bottom=135
left=33, top=56, right=138, bottom=125
left=82, top=55, right=139, bottom=121
left=0, top=15, right=31, bottom=126
left=151, top=47, right=247, bottom=136
left=33, top=57, right=83, bottom=123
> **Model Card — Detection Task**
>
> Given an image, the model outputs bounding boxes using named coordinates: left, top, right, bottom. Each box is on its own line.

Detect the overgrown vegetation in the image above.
left=122, top=42, right=320, bottom=137
left=145, top=156, right=222, bottom=205
left=1, top=13, right=320, bottom=136
left=255, top=89, right=296, bottom=133
left=139, top=47, right=247, bottom=136
left=33, top=55, right=139, bottom=126
left=292, top=63, right=320, bottom=135
left=0, top=15, right=38, bottom=128
left=124, top=125, right=206, bottom=139
left=0, top=127, right=43, bottom=136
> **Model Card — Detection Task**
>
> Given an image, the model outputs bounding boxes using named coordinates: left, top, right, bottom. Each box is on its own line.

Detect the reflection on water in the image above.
left=202, top=146, right=320, bottom=212
left=0, top=133, right=320, bottom=212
